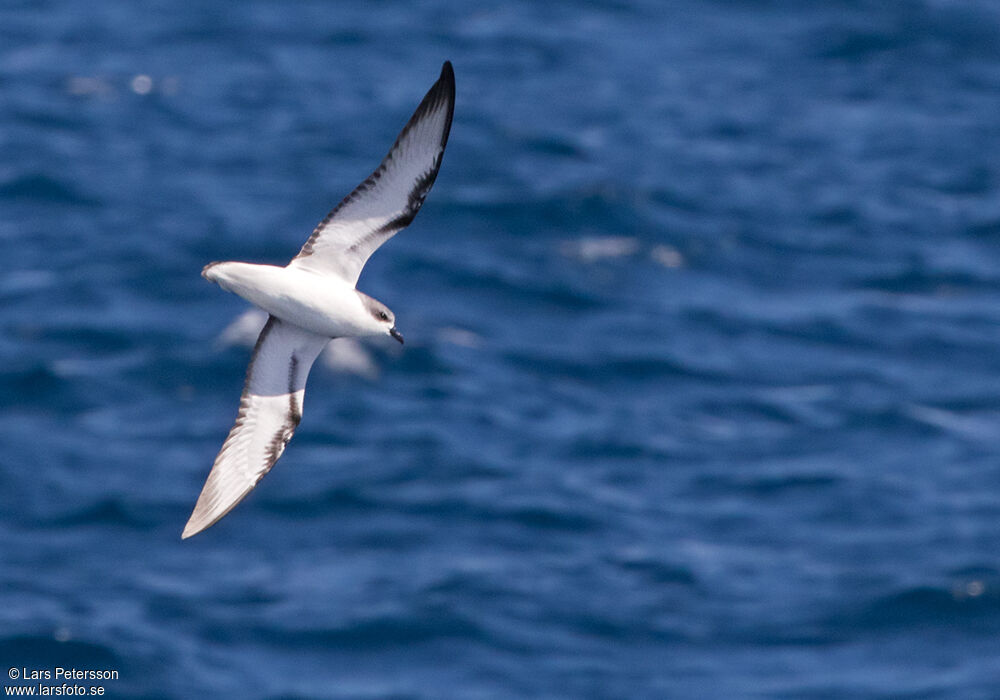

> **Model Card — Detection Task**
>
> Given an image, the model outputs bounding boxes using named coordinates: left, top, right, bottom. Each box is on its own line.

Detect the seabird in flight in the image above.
left=183, top=61, right=455, bottom=538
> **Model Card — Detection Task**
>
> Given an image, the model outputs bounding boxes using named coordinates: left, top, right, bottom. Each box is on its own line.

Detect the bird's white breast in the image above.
left=204, top=262, right=370, bottom=338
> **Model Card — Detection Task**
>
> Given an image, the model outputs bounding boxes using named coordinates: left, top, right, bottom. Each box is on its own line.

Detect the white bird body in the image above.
left=203, top=262, right=379, bottom=340
left=183, top=61, right=456, bottom=539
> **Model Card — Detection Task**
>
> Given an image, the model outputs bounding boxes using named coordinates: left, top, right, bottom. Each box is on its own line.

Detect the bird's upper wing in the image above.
left=288, top=61, right=455, bottom=285
left=183, top=316, right=328, bottom=538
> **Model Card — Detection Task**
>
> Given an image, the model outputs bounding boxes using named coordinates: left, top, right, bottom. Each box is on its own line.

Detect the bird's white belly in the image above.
left=204, top=262, right=367, bottom=338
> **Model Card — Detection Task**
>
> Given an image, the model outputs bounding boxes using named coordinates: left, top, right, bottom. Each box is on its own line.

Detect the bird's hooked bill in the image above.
left=390, top=327, right=404, bottom=344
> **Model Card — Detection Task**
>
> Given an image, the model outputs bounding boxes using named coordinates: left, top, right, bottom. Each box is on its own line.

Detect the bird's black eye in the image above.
left=379, top=311, right=388, bottom=321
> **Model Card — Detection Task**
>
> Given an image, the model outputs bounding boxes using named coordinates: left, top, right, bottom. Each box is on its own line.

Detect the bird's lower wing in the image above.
left=183, top=316, right=329, bottom=538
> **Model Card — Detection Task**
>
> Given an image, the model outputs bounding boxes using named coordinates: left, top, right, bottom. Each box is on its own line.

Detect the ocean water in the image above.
left=3, top=1, right=1000, bottom=697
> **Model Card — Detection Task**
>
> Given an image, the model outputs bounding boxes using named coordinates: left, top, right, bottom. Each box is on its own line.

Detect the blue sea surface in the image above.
left=4, top=1, right=1000, bottom=697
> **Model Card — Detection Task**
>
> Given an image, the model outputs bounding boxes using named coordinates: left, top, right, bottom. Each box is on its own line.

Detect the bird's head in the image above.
left=360, top=294, right=403, bottom=344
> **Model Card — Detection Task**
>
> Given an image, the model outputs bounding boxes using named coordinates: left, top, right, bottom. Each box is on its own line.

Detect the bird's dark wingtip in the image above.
left=437, top=61, right=455, bottom=97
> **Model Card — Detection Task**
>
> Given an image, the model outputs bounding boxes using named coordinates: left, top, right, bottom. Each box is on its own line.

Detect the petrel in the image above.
left=183, top=61, right=455, bottom=538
